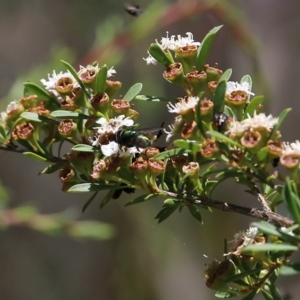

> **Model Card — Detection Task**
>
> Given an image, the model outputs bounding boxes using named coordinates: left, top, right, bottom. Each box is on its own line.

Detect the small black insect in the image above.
left=213, top=112, right=229, bottom=132
left=272, top=157, right=280, bottom=167
left=124, top=4, right=144, bottom=17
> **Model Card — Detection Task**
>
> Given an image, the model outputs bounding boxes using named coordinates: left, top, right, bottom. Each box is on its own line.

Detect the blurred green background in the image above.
left=1, top=0, right=300, bottom=299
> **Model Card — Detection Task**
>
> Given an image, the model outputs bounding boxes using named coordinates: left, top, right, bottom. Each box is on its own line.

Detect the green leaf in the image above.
left=153, top=148, right=186, bottom=160
left=213, top=80, right=226, bottom=115
left=215, top=291, right=237, bottom=298
left=148, top=43, right=174, bottom=67
left=82, top=191, right=99, bottom=213
left=283, top=178, right=300, bottom=225
left=125, top=193, right=158, bottom=207
left=95, top=65, right=107, bottom=93
left=68, top=183, right=123, bottom=193
left=40, top=162, right=67, bottom=174
left=280, top=263, right=300, bottom=276
left=240, top=290, right=257, bottom=300
left=268, top=284, right=282, bottom=300
left=100, top=189, right=117, bottom=209
left=188, top=205, right=203, bottom=223
left=207, top=131, right=243, bottom=148
left=196, top=25, right=223, bottom=71
left=134, top=95, right=171, bottom=102
left=23, top=152, right=48, bottom=162
left=252, top=222, right=300, bottom=244
left=21, top=112, right=59, bottom=124
left=195, top=93, right=206, bottom=137
left=71, top=144, right=94, bottom=152
left=155, top=205, right=178, bottom=223
left=240, top=75, right=252, bottom=93
left=173, top=139, right=200, bottom=152
left=245, top=95, right=264, bottom=117
left=50, top=110, right=89, bottom=119
left=242, top=243, right=298, bottom=253
left=23, top=82, right=58, bottom=106
left=269, top=108, right=291, bottom=139
left=123, top=83, right=143, bottom=101
left=261, top=290, right=274, bottom=300
left=219, top=69, right=232, bottom=82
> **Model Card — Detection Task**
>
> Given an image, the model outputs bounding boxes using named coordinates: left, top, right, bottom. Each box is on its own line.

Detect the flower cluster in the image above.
left=1, top=27, right=300, bottom=298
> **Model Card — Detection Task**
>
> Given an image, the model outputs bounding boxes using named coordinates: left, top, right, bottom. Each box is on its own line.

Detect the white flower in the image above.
left=101, top=141, right=139, bottom=157
left=168, top=32, right=201, bottom=51
left=143, top=51, right=158, bottom=65
left=40, top=70, right=78, bottom=92
left=243, top=112, right=278, bottom=131
left=226, top=81, right=255, bottom=96
left=164, top=116, right=183, bottom=142
left=225, top=226, right=259, bottom=256
left=0, top=101, right=22, bottom=121
left=107, top=66, right=116, bottom=77
left=157, top=32, right=200, bottom=51
left=94, top=115, right=134, bottom=135
left=226, top=119, right=247, bottom=136
left=282, top=141, right=300, bottom=156
left=101, top=141, right=120, bottom=156
left=164, top=124, right=175, bottom=142
left=167, top=96, right=199, bottom=114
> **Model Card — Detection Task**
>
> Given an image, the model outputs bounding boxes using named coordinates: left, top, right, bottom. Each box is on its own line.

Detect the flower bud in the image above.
left=111, top=99, right=130, bottom=115
left=58, top=119, right=77, bottom=137
left=200, top=139, right=219, bottom=158
left=163, top=63, right=184, bottom=85
left=89, top=92, right=110, bottom=112
left=204, top=64, right=223, bottom=82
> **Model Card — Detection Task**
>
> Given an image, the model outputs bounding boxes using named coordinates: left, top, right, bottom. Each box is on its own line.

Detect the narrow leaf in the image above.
left=23, top=82, right=57, bottom=103
left=153, top=148, right=186, bottom=160
left=21, top=112, right=58, bottom=124
left=125, top=193, right=157, bottom=207
left=23, top=152, right=47, bottom=162
left=173, top=139, right=201, bottom=152
left=95, top=65, right=107, bottom=93
left=242, top=243, right=298, bottom=253
left=188, top=205, right=203, bottom=223
left=148, top=43, right=174, bottom=67
left=196, top=25, right=223, bottom=71
left=245, top=95, right=264, bottom=117
left=155, top=206, right=178, bottom=223
left=40, top=162, right=67, bottom=174
left=135, top=95, right=171, bottom=102
left=123, top=83, right=143, bottom=101
left=280, top=263, right=300, bottom=276
left=213, top=80, right=226, bottom=115
left=208, top=131, right=243, bottom=148
left=100, top=189, right=117, bottom=209
left=269, top=108, right=291, bottom=139
left=51, top=110, right=89, bottom=119
left=71, top=144, right=94, bottom=152
left=82, top=192, right=99, bottom=213
left=219, top=69, right=232, bottom=82
left=68, top=183, right=124, bottom=193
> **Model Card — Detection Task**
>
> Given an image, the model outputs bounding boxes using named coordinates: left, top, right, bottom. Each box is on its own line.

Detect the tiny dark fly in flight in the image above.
left=124, top=4, right=144, bottom=17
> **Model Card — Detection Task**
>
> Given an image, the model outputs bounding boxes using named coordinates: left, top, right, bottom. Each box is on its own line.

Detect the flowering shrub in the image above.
left=1, top=25, right=300, bottom=299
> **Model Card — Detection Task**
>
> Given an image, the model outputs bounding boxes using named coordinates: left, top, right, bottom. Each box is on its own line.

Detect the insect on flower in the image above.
left=213, top=112, right=229, bottom=132
left=124, top=4, right=144, bottom=17
left=115, top=123, right=164, bottom=149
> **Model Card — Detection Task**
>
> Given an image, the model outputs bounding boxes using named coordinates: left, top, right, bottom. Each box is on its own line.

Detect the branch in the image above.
left=163, top=191, right=294, bottom=228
